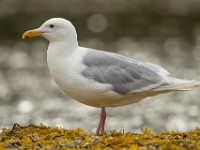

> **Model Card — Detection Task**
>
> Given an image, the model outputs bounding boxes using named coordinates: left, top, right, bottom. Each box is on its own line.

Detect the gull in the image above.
left=22, top=18, right=200, bottom=136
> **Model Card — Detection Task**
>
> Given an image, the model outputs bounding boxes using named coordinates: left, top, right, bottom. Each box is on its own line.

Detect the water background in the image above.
left=1, top=0, right=200, bottom=133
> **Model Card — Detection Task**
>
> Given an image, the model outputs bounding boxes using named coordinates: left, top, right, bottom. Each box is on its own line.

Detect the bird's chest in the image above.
left=47, top=48, right=122, bottom=107
left=47, top=50, right=113, bottom=107
left=47, top=51, right=84, bottom=94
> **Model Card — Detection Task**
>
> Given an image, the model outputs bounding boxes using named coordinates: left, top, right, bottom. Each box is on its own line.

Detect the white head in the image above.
left=23, top=18, right=78, bottom=46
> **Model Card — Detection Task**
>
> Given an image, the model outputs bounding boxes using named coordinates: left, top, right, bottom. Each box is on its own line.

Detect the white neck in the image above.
left=48, top=39, right=78, bottom=56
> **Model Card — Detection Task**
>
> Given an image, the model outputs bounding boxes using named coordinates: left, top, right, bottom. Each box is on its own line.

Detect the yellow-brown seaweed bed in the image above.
left=0, top=123, right=200, bottom=150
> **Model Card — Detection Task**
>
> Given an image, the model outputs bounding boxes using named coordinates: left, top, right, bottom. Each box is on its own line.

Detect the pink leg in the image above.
left=100, top=108, right=106, bottom=133
left=95, top=107, right=106, bottom=136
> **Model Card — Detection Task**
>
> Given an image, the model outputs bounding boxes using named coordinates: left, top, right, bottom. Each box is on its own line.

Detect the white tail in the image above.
left=153, top=77, right=200, bottom=92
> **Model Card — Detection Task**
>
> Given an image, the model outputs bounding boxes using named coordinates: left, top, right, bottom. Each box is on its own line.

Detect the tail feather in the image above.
left=153, top=77, right=200, bottom=92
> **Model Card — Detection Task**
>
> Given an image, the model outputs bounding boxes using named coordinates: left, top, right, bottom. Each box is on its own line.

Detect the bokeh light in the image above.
left=1, top=0, right=200, bottom=133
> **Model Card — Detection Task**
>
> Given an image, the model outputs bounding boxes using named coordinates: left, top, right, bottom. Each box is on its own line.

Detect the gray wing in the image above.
left=82, top=49, right=170, bottom=94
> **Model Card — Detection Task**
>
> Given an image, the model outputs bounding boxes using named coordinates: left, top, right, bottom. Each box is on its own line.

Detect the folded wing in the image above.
left=82, top=49, right=170, bottom=94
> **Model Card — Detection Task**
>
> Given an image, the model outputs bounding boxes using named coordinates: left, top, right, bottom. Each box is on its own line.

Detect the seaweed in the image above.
left=1, top=123, right=200, bottom=150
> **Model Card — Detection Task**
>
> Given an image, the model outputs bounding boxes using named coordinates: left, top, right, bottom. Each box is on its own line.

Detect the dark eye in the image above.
left=49, top=24, right=54, bottom=28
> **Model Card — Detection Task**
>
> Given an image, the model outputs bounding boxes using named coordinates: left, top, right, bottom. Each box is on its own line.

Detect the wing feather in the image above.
left=82, top=49, right=169, bottom=94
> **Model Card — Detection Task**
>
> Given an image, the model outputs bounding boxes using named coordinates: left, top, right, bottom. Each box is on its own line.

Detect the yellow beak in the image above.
left=22, top=29, right=43, bottom=39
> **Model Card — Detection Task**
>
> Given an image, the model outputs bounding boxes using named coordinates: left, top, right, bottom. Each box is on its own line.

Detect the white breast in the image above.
left=47, top=46, right=121, bottom=107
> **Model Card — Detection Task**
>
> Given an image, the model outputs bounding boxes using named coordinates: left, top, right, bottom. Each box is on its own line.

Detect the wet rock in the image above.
left=4, top=140, right=21, bottom=149
left=61, top=139, right=82, bottom=148
left=35, top=142, right=43, bottom=148
left=27, top=133, right=39, bottom=142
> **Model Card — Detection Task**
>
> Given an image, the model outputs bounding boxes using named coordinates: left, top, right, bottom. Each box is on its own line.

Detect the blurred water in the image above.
left=1, top=0, right=200, bottom=133
left=1, top=35, right=200, bottom=133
